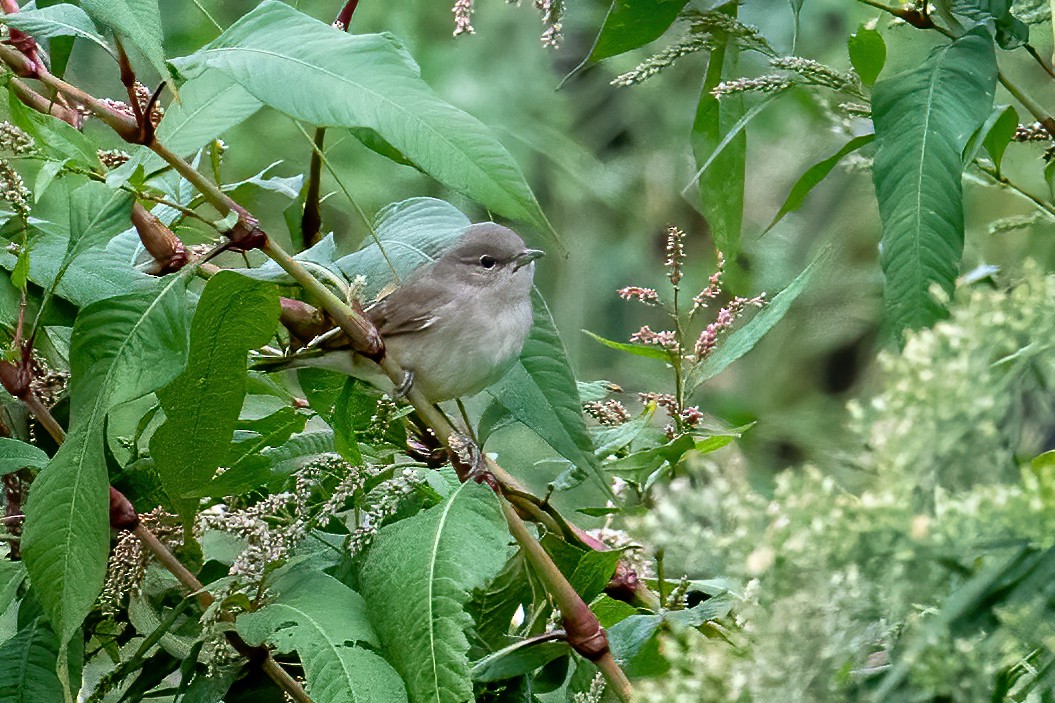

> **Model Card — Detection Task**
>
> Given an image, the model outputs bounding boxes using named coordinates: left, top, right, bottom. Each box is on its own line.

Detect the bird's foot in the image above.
left=393, top=369, right=415, bottom=399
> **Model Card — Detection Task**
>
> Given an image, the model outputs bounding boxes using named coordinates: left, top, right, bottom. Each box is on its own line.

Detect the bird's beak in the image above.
left=512, top=249, right=545, bottom=272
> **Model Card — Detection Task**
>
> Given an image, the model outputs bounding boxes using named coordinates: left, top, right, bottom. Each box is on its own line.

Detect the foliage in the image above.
left=630, top=265, right=1055, bottom=701
left=0, top=0, right=1054, bottom=701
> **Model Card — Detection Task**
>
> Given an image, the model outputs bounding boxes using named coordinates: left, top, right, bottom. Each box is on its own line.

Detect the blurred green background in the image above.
left=59, top=0, right=1055, bottom=479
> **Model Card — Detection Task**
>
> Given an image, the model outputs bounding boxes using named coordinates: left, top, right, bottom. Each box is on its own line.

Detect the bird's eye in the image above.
left=479, top=255, right=497, bottom=269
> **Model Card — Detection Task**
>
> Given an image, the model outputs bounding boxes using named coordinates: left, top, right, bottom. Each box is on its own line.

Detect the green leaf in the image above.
left=471, top=640, right=570, bottom=682
left=584, top=0, right=691, bottom=63
left=691, top=6, right=746, bottom=277
left=964, top=104, right=1017, bottom=175
left=581, top=329, right=675, bottom=362
left=21, top=275, right=191, bottom=655
left=171, top=1, right=556, bottom=249
left=0, top=224, right=156, bottom=308
left=848, top=25, right=886, bottom=86
left=688, top=247, right=829, bottom=391
left=0, top=438, right=49, bottom=474
left=945, top=0, right=1028, bottom=49
left=37, top=182, right=135, bottom=317
left=0, top=614, right=63, bottom=702
left=487, top=291, right=611, bottom=498
left=606, top=614, right=668, bottom=677
left=765, top=133, right=875, bottom=233
left=360, top=481, right=514, bottom=703
left=335, top=198, right=472, bottom=295
left=6, top=89, right=98, bottom=170
left=237, top=567, right=407, bottom=703
left=81, top=0, right=168, bottom=79
left=0, top=4, right=111, bottom=56
left=151, top=271, right=279, bottom=522
left=872, top=29, right=997, bottom=335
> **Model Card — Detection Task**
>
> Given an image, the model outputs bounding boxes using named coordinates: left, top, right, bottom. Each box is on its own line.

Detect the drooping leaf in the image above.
left=688, top=246, right=830, bottom=391
left=0, top=4, right=111, bottom=56
left=765, top=134, right=875, bottom=233
left=0, top=438, right=49, bottom=474
left=692, top=6, right=746, bottom=281
left=487, top=292, right=611, bottom=497
left=21, top=275, right=191, bottom=657
left=848, top=24, right=886, bottom=86
left=359, top=481, right=514, bottom=703
left=80, top=0, right=168, bottom=79
left=170, top=1, right=556, bottom=248
left=872, top=28, right=997, bottom=335
left=151, top=271, right=279, bottom=522
left=584, top=0, right=691, bottom=63
left=237, top=567, right=407, bottom=703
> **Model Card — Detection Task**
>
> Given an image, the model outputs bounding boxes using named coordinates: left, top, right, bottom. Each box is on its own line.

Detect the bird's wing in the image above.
left=366, top=276, right=449, bottom=337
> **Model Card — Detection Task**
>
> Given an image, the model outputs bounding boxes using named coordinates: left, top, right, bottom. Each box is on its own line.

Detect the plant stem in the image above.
left=22, top=391, right=65, bottom=443
left=499, top=497, right=632, bottom=702
left=974, top=162, right=1055, bottom=219
left=301, top=127, right=325, bottom=248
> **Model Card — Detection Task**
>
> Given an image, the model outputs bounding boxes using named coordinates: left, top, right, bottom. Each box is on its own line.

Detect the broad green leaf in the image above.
left=872, top=29, right=996, bottom=335
left=0, top=4, right=110, bottom=56
left=151, top=272, right=279, bottom=522
left=171, top=1, right=556, bottom=248
left=487, top=292, right=611, bottom=497
left=582, top=330, right=675, bottom=362
left=21, top=275, right=191, bottom=656
left=6, top=89, right=98, bottom=170
left=81, top=0, right=168, bottom=79
left=37, top=182, right=135, bottom=319
left=541, top=535, right=622, bottom=602
left=584, top=0, right=691, bottom=63
left=692, top=6, right=746, bottom=280
left=0, top=438, right=49, bottom=474
left=0, top=614, right=63, bottom=702
left=765, top=134, right=875, bottom=233
left=848, top=25, right=886, bottom=86
left=688, top=246, right=829, bottom=391
left=360, top=481, right=514, bottom=703
left=237, top=568, right=407, bottom=703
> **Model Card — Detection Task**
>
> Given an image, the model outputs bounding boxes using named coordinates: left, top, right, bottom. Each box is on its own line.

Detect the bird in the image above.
left=256, top=223, right=544, bottom=403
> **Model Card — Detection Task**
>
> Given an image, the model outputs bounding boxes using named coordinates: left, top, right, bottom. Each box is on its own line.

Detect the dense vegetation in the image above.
left=1, top=0, right=1055, bottom=701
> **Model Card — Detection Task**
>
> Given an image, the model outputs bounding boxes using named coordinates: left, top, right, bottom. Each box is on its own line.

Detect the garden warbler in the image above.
left=258, top=223, right=544, bottom=402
